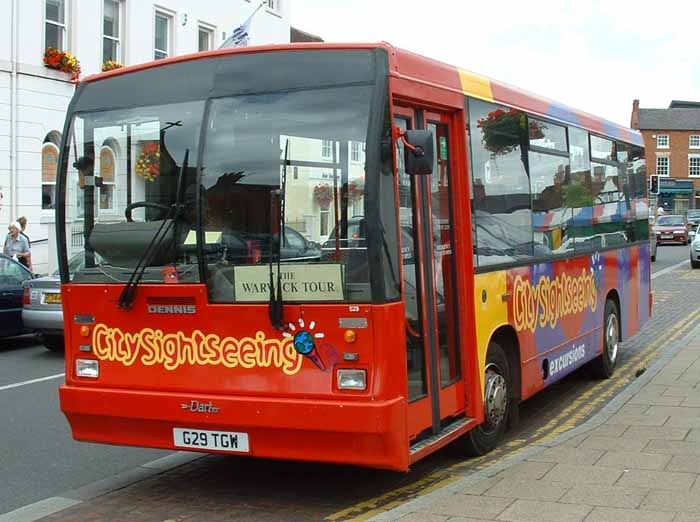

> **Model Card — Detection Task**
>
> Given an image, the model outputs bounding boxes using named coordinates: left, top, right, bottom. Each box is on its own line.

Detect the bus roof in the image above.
left=81, top=42, right=642, bottom=147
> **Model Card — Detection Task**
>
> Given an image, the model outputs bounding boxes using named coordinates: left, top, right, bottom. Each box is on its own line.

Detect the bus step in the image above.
left=409, top=417, right=471, bottom=455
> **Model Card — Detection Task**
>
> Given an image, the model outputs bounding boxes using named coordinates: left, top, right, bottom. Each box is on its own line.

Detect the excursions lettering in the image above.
left=512, top=269, right=598, bottom=333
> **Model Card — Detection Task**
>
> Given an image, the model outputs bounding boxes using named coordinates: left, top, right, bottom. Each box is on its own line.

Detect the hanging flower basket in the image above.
left=313, top=183, right=334, bottom=208
left=348, top=178, right=364, bottom=201
left=43, top=47, right=81, bottom=80
left=477, top=108, right=544, bottom=156
left=102, top=60, right=124, bottom=72
left=136, top=142, right=160, bottom=182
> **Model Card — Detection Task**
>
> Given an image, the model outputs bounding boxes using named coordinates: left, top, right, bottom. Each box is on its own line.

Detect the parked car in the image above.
left=687, top=209, right=700, bottom=241
left=22, top=252, right=101, bottom=352
left=652, top=214, right=689, bottom=245
left=0, top=254, right=35, bottom=338
left=691, top=226, right=700, bottom=269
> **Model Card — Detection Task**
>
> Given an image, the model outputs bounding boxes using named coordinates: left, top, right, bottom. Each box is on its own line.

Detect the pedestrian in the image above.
left=4, top=221, right=32, bottom=271
left=17, top=216, right=30, bottom=247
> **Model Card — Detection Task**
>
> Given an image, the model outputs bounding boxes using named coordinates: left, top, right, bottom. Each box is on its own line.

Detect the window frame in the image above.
left=102, top=0, right=123, bottom=64
left=689, top=155, right=700, bottom=177
left=154, top=10, right=173, bottom=60
left=657, top=134, right=670, bottom=149
left=41, top=141, right=60, bottom=211
left=198, top=22, right=215, bottom=52
left=656, top=155, right=670, bottom=177
left=321, top=139, right=332, bottom=159
left=266, top=0, right=281, bottom=13
left=690, top=135, right=700, bottom=149
left=44, top=0, right=68, bottom=52
left=97, top=145, right=117, bottom=213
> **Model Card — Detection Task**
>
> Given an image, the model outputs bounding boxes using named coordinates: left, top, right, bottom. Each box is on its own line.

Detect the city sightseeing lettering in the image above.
left=513, top=269, right=598, bottom=333
left=91, top=324, right=303, bottom=375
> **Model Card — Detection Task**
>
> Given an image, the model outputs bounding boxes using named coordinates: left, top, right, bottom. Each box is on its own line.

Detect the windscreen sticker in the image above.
left=234, top=264, right=344, bottom=302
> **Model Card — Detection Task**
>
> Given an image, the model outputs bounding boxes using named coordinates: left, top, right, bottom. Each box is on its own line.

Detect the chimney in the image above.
left=630, top=99, right=640, bottom=130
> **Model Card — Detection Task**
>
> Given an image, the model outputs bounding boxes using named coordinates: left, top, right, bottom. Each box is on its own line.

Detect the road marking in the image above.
left=652, top=259, right=689, bottom=280
left=0, top=373, right=64, bottom=392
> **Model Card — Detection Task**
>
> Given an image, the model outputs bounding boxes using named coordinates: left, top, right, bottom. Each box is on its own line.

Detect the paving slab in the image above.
left=595, top=450, right=671, bottom=470
left=558, top=483, right=647, bottom=509
left=583, top=506, right=675, bottom=522
left=495, top=499, right=591, bottom=522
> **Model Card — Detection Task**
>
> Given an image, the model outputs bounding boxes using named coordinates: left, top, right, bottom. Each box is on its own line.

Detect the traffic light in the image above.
left=649, top=174, right=659, bottom=195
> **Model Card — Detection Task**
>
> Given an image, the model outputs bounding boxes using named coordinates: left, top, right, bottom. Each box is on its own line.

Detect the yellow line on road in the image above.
left=327, top=310, right=700, bottom=521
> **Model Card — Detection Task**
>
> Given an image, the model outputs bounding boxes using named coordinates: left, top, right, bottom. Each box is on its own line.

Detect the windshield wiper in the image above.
left=118, top=149, right=189, bottom=310
left=268, top=139, right=289, bottom=330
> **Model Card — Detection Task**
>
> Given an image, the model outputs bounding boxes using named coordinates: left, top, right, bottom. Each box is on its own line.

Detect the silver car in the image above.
left=22, top=253, right=98, bottom=352
left=691, top=226, right=700, bottom=269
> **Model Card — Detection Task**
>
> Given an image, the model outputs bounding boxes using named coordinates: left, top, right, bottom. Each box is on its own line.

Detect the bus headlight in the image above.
left=76, top=359, right=99, bottom=378
left=337, top=369, right=366, bottom=390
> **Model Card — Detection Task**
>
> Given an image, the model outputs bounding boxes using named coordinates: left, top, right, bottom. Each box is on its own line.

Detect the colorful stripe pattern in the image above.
left=458, top=69, right=643, bottom=147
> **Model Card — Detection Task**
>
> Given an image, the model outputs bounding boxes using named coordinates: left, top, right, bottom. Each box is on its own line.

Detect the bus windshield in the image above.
left=58, top=49, right=396, bottom=304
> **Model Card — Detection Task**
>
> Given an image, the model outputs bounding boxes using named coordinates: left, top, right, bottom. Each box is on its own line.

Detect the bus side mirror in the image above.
left=403, top=130, right=434, bottom=176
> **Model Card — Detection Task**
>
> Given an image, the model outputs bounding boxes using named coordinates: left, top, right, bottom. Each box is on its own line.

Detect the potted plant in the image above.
left=477, top=108, right=544, bottom=156
left=102, top=60, right=125, bottom=72
left=43, top=47, right=81, bottom=80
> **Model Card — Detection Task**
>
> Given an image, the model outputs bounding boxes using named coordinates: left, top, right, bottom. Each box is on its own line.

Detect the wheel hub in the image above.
left=606, top=313, right=619, bottom=364
left=484, top=366, right=507, bottom=430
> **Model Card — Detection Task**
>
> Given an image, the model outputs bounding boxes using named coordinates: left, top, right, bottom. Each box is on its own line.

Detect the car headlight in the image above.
left=695, top=244, right=700, bottom=251
left=674, top=229, right=687, bottom=234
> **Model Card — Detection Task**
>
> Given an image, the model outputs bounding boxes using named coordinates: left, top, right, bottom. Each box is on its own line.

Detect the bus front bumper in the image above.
left=60, top=385, right=409, bottom=471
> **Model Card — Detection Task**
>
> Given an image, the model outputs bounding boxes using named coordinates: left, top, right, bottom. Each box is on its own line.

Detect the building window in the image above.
left=98, top=146, right=116, bottom=210
left=154, top=12, right=171, bottom=60
left=42, top=132, right=62, bottom=210
left=320, top=208, right=329, bottom=236
left=656, top=156, right=670, bottom=177
left=198, top=25, right=214, bottom=52
left=321, top=139, right=332, bottom=159
left=690, top=135, right=700, bottom=149
left=45, top=0, right=67, bottom=51
left=350, top=141, right=361, bottom=163
left=267, top=0, right=280, bottom=11
left=657, top=134, right=669, bottom=148
left=690, top=156, right=700, bottom=177
left=103, top=0, right=121, bottom=63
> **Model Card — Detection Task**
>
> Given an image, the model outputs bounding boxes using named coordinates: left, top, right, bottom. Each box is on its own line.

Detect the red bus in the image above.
left=56, top=43, right=650, bottom=471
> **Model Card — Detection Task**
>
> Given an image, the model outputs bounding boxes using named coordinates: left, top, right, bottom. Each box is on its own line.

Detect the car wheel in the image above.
left=42, top=335, right=65, bottom=353
left=592, top=300, right=619, bottom=379
left=462, top=341, right=512, bottom=456
left=692, top=259, right=700, bottom=269
left=651, top=253, right=656, bottom=262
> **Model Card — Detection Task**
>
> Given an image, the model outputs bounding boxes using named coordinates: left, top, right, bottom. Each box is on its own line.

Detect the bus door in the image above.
left=395, top=106, right=466, bottom=443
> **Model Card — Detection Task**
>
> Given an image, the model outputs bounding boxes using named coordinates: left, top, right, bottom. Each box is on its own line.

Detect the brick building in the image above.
left=631, top=99, right=700, bottom=214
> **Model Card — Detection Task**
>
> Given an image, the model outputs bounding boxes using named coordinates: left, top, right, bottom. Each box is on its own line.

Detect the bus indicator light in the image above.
left=79, top=325, right=91, bottom=337
left=343, top=330, right=357, bottom=343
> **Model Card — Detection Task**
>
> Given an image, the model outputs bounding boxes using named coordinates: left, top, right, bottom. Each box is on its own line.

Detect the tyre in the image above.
left=42, top=335, right=65, bottom=353
left=692, top=259, right=700, bottom=269
left=592, top=300, right=619, bottom=379
left=463, top=341, right=512, bottom=456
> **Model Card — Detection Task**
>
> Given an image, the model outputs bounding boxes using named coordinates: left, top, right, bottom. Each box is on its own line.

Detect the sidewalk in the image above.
left=371, top=325, right=700, bottom=522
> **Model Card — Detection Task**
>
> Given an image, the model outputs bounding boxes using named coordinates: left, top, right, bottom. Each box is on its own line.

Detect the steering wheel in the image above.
left=125, top=202, right=170, bottom=222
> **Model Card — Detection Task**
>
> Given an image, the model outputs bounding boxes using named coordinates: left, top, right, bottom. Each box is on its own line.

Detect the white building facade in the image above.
left=0, top=0, right=290, bottom=274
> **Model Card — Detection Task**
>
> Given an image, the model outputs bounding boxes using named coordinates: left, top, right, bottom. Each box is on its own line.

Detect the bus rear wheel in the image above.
left=592, top=299, right=619, bottom=379
left=463, top=341, right=511, bottom=456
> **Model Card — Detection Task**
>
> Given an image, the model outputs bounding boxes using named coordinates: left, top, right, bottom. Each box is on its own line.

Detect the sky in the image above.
left=289, top=0, right=700, bottom=128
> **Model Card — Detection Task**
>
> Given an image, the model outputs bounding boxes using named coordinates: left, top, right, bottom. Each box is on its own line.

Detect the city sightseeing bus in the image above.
left=56, top=43, right=650, bottom=471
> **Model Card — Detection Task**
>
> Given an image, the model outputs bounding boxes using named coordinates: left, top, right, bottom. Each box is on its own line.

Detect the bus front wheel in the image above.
left=463, top=341, right=511, bottom=456
left=592, top=299, right=620, bottom=379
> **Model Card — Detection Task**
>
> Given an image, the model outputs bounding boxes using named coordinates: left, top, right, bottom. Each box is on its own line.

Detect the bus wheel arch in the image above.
left=593, top=291, right=621, bottom=379
left=463, top=326, right=521, bottom=456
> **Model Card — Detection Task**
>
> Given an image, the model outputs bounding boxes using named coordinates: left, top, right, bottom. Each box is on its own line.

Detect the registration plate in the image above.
left=173, top=428, right=249, bottom=453
left=661, top=234, right=673, bottom=239
left=43, top=292, right=62, bottom=304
